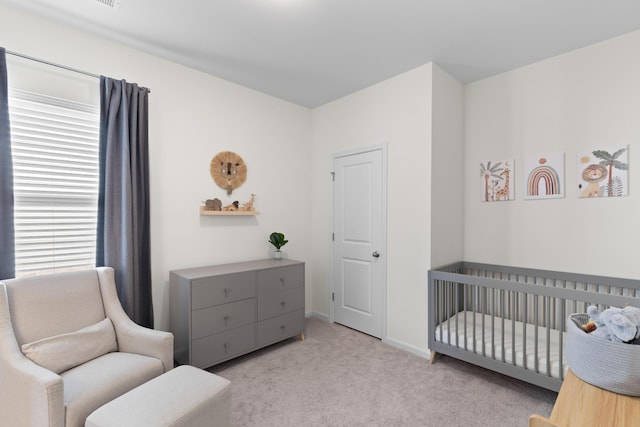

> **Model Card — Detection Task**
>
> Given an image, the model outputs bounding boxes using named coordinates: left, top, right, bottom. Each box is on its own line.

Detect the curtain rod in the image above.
left=6, top=50, right=101, bottom=79
left=5, top=50, right=150, bottom=92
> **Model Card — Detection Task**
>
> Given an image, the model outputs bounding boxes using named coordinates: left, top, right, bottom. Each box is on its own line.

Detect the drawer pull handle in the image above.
left=223, top=288, right=230, bottom=297
left=224, top=315, right=230, bottom=324
left=224, top=343, right=229, bottom=352
left=280, top=277, right=285, bottom=285
left=280, top=325, right=285, bottom=331
left=281, top=301, right=286, bottom=307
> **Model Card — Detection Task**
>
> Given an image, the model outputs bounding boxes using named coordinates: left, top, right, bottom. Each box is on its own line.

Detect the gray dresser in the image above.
left=170, top=259, right=305, bottom=368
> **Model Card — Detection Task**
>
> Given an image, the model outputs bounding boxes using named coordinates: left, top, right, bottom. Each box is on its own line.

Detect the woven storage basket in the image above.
left=566, top=313, right=640, bottom=396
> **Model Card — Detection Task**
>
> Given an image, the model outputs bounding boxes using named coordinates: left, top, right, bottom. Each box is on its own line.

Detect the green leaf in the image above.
left=592, top=150, right=613, bottom=160
left=612, top=161, right=629, bottom=170
left=268, top=232, right=288, bottom=249
left=611, top=147, right=627, bottom=159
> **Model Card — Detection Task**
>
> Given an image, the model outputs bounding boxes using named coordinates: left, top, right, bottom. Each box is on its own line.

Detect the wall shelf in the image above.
left=199, top=206, right=260, bottom=216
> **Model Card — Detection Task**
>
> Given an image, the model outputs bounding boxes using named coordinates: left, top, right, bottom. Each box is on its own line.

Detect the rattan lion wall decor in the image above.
left=210, top=151, right=247, bottom=195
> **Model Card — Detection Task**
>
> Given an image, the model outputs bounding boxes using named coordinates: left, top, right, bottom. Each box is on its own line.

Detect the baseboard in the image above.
left=383, top=336, right=430, bottom=360
left=306, top=311, right=329, bottom=322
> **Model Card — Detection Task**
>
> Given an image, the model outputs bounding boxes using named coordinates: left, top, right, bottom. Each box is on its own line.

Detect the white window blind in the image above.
left=8, top=89, right=100, bottom=277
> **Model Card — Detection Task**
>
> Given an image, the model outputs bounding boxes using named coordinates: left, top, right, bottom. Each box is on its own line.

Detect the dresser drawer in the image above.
left=191, top=324, right=256, bottom=368
left=257, top=264, right=304, bottom=295
left=192, top=272, right=255, bottom=310
left=257, top=286, right=305, bottom=321
left=192, top=298, right=255, bottom=339
left=257, top=309, right=304, bottom=348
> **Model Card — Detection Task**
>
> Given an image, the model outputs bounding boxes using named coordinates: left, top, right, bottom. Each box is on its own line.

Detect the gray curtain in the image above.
left=97, top=76, right=153, bottom=328
left=0, top=48, right=15, bottom=280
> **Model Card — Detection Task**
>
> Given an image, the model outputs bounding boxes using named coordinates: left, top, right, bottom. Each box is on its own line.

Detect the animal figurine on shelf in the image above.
left=204, top=198, right=222, bottom=211
left=587, top=305, right=640, bottom=344
left=240, top=193, right=256, bottom=211
left=223, top=201, right=239, bottom=211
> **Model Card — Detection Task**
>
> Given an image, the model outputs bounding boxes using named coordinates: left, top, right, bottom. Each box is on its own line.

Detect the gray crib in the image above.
left=428, top=261, right=640, bottom=392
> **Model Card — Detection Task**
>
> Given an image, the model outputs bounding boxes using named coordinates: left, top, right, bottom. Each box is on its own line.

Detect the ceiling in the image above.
left=4, top=0, right=640, bottom=108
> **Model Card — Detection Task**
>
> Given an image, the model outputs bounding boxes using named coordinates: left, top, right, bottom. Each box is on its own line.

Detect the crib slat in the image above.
left=534, top=296, right=539, bottom=374
left=545, top=296, right=551, bottom=378
left=511, top=290, right=516, bottom=367
left=522, top=292, right=528, bottom=370
left=463, top=284, right=468, bottom=351
left=558, top=300, right=565, bottom=380
left=472, top=284, right=477, bottom=354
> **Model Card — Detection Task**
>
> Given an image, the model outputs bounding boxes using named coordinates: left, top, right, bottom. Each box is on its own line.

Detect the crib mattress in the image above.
left=434, top=311, right=568, bottom=379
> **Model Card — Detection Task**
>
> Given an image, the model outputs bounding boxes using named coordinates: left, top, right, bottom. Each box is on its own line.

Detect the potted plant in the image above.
left=268, top=232, right=288, bottom=259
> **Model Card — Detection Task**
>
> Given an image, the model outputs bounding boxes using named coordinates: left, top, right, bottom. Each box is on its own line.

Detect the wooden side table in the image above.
left=529, top=369, right=640, bottom=427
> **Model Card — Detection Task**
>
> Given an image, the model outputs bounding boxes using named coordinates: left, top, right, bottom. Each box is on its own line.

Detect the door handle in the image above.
left=372, top=251, right=380, bottom=258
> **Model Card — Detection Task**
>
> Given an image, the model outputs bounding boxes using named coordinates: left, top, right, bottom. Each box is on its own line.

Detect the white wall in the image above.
left=464, top=30, right=640, bottom=279
left=311, top=64, right=435, bottom=356
left=0, top=4, right=313, bottom=331
left=7, top=2, right=638, bottom=359
left=431, top=65, right=464, bottom=268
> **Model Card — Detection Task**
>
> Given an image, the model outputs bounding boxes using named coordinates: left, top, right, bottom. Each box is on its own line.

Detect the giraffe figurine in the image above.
left=241, top=193, right=256, bottom=211
left=494, top=169, right=511, bottom=201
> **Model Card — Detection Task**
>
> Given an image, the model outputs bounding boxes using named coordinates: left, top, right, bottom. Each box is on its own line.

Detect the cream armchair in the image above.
left=0, top=267, right=174, bottom=427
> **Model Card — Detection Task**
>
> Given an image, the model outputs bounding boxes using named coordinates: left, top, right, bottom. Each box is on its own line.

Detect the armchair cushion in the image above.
left=21, top=318, right=117, bottom=374
left=6, top=269, right=107, bottom=346
left=62, top=352, right=164, bottom=427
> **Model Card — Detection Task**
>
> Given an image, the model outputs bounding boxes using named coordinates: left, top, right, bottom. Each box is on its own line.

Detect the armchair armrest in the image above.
left=96, top=268, right=174, bottom=372
left=529, top=414, right=560, bottom=427
left=0, top=283, right=65, bottom=427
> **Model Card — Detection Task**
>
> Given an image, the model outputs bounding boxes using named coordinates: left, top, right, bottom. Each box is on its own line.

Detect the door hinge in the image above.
left=330, top=171, right=335, bottom=181
left=332, top=292, right=335, bottom=301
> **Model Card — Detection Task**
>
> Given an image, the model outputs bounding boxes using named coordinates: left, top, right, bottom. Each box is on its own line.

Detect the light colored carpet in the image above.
left=210, top=317, right=557, bottom=426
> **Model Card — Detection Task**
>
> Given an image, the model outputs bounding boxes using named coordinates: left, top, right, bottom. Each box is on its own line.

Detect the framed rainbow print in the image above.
left=524, top=153, right=564, bottom=200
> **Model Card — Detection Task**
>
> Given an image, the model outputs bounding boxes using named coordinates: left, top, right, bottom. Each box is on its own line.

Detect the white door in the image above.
left=332, top=146, right=386, bottom=338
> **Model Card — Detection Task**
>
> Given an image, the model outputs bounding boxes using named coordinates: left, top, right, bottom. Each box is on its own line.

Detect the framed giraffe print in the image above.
left=480, top=159, right=514, bottom=202
left=524, top=152, right=564, bottom=200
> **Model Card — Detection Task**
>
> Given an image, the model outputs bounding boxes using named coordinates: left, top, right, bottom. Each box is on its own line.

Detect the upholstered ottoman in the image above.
left=85, top=365, right=231, bottom=427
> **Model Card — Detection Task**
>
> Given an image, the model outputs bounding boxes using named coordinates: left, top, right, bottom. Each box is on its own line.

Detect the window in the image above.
left=8, top=89, right=100, bottom=277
